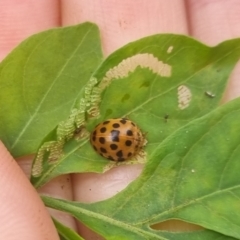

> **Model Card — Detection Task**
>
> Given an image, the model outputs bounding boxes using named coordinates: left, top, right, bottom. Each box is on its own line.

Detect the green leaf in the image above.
left=52, top=218, right=84, bottom=240
left=30, top=35, right=240, bottom=188
left=42, top=97, right=240, bottom=239
left=0, top=22, right=103, bottom=157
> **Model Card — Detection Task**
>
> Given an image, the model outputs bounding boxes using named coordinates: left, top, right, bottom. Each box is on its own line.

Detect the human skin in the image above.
left=1, top=1, right=240, bottom=239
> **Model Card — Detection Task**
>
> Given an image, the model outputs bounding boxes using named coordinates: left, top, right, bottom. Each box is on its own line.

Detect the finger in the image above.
left=62, top=0, right=188, bottom=238
left=73, top=164, right=144, bottom=203
left=38, top=175, right=78, bottom=230
left=0, top=0, right=75, bottom=231
left=0, top=142, right=59, bottom=240
left=186, top=0, right=240, bottom=101
left=61, top=0, right=188, bottom=56
left=0, top=0, right=60, bottom=61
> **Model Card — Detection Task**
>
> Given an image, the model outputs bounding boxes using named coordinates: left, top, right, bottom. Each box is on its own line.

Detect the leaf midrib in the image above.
left=42, top=195, right=168, bottom=240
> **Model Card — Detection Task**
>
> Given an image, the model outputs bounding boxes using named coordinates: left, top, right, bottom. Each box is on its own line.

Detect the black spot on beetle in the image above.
left=107, top=156, right=114, bottom=160
left=110, top=144, right=118, bottom=150
left=100, top=147, right=107, bottom=153
left=120, top=119, right=127, bottom=124
left=116, top=150, right=123, bottom=158
left=125, top=140, right=132, bottom=146
left=111, top=130, right=120, bottom=142
left=112, top=123, right=120, bottom=128
left=99, top=137, right=105, bottom=144
left=100, top=127, right=107, bottom=133
left=103, top=120, right=110, bottom=125
left=126, top=130, right=133, bottom=136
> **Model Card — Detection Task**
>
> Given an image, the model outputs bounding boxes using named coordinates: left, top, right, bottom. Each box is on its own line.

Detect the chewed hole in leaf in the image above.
left=150, top=219, right=204, bottom=232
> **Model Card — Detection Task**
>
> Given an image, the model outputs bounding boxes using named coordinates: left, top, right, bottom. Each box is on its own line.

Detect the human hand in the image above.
left=1, top=1, right=240, bottom=239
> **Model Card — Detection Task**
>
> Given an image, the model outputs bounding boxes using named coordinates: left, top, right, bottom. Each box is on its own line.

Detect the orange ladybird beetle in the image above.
left=90, top=118, right=146, bottom=161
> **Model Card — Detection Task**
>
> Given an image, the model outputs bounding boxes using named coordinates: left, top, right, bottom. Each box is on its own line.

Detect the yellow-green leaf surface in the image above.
left=31, top=34, right=240, bottom=188
left=0, top=22, right=103, bottom=157
left=43, top=97, right=240, bottom=239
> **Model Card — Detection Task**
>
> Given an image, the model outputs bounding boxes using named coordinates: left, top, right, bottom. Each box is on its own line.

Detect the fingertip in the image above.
left=0, top=0, right=60, bottom=61
left=73, top=164, right=143, bottom=203
left=0, top=142, right=59, bottom=240
left=61, top=0, right=188, bottom=56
